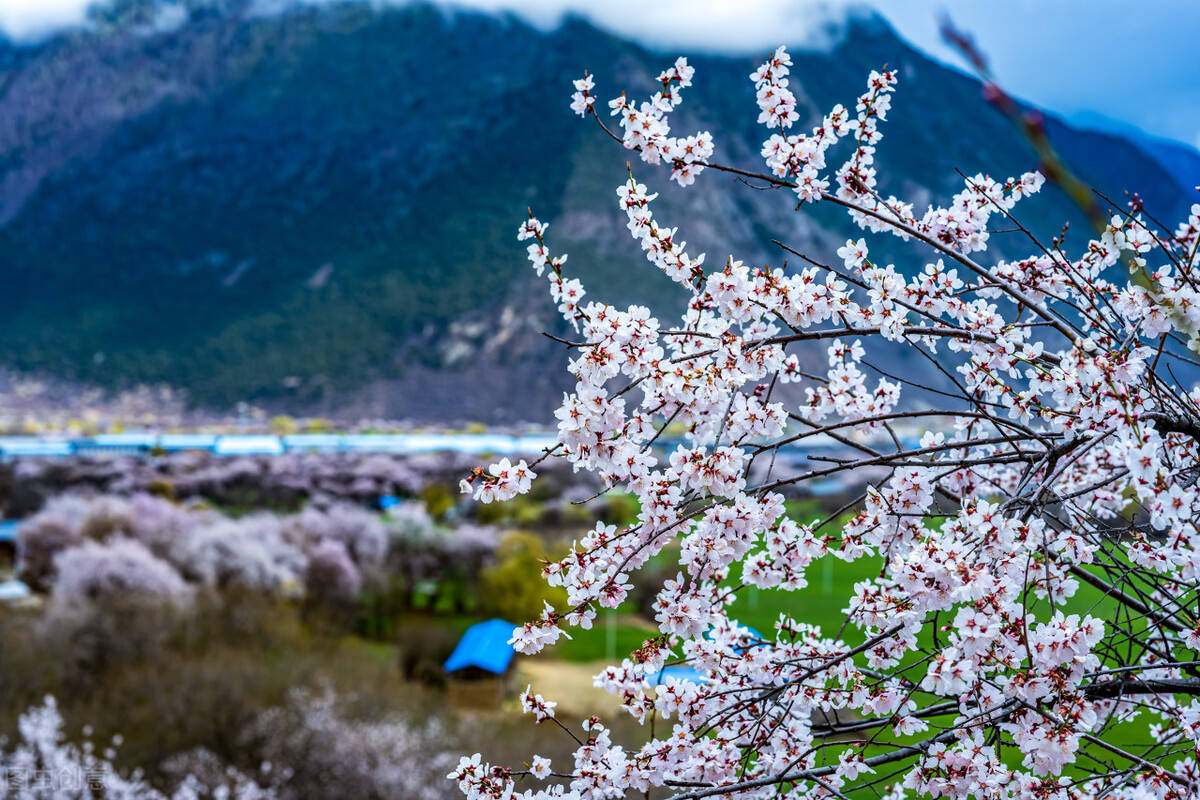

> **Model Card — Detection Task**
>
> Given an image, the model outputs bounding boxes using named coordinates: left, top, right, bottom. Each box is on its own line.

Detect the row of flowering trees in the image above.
left=452, top=41, right=1200, bottom=800
left=20, top=494, right=393, bottom=603
left=17, top=492, right=498, bottom=615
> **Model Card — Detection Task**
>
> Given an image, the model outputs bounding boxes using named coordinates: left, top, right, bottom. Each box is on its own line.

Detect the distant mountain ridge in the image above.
left=0, top=1, right=1192, bottom=422
left=1067, top=109, right=1200, bottom=194
left=1131, top=138, right=1200, bottom=196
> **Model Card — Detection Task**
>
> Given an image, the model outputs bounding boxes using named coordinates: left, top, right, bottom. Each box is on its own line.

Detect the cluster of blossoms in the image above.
left=0, top=689, right=457, bottom=800
left=460, top=456, right=537, bottom=503
left=600, top=56, right=714, bottom=187
left=456, top=43, right=1200, bottom=800
left=618, top=179, right=707, bottom=287
left=0, top=697, right=272, bottom=799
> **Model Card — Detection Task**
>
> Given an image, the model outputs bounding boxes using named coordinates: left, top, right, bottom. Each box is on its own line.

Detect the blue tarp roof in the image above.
left=0, top=520, right=18, bottom=543
left=0, top=580, right=30, bottom=601
left=444, top=618, right=517, bottom=674
left=649, top=665, right=704, bottom=686
left=646, top=623, right=763, bottom=688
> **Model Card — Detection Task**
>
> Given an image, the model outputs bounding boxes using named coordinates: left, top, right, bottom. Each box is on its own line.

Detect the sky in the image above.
left=0, top=0, right=1196, bottom=149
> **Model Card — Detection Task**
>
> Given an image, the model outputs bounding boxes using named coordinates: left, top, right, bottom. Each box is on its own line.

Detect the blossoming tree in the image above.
left=452, top=44, right=1200, bottom=800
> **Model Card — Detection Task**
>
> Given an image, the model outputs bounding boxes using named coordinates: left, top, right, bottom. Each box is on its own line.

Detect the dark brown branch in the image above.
left=1085, top=678, right=1200, bottom=699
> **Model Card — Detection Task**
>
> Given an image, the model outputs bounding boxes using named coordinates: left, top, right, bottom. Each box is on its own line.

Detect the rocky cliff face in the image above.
left=0, top=2, right=1191, bottom=423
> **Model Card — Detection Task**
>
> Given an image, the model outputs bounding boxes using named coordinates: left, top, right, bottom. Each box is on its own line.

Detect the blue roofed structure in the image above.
left=0, top=580, right=31, bottom=603
left=444, top=618, right=517, bottom=674
left=649, top=665, right=705, bottom=686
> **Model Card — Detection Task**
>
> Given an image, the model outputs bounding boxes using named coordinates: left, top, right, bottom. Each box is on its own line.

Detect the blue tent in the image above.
left=0, top=580, right=30, bottom=602
left=648, top=665, right=704, bottom=686
left=444, top=618, right=517, bottom=674
left=646, top=623, right=766, bottom=687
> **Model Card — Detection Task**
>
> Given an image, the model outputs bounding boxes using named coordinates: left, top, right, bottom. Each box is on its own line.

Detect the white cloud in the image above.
left=0, top=0, right=92, bottom=40
left=439, top=0, right=855, bottom=53
left=0, top=0, right=1195, bottom=148
left=0, top=0, right=860, bottom=48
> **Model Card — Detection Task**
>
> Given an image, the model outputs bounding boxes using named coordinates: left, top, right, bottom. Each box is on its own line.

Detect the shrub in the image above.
left=51, top=538, right=190, bottom=607
left=1, top=696, right=172, bottom=799
left=168, top=515, right=305, bottom=594
left=304, top=539, right=362, bottom=608
left=477, top=532, right=565, bottom=623
left=16, top=495, right=92, bottom=591
left=418, top=484, right=456, bottom=521
left=287, top=504, right=386, bottom=577
left=241, top=686, right=453, bottom=800
left=0, top=696, right=274, bottom=799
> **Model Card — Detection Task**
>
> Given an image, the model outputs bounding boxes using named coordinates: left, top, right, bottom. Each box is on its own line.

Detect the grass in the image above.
left=537, top=499, right=877, bottom=662
left=725, top=554, right=882, bottom=638
left=724, top=499, right=879, bottom=639
left=546, top=614, right=659, bottom=663
left=434, top=548, right=883, bottom=666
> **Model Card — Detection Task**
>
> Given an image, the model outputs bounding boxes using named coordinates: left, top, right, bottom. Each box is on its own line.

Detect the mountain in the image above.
left=1068, top=109, right=1200, bottom=194
left=1136, top=138, right=1200, bottom=195
left=0, top=2, right=1192, bottom=423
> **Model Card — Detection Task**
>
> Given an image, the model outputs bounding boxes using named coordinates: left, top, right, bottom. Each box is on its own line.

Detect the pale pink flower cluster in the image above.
left=603, top=57, right=714, bottom=186
left=568, top=73, right=594, bottom=117
left=460, top=456, right=536, bottom=503
left=456, top=43, right=1200, bottom=800
left=755, top=46, right=854, bottom=203
left=617, top=180, right=706, bottom=286
left=518, top=686, right=558, bottom=722
left=0, top=697, right=273, bottom=799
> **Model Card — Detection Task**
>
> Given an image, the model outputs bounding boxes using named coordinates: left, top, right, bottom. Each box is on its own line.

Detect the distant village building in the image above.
left=649, top=665, right=705, bottom=686
left=443, top=618, right=517, bottom=709
left=0, top=578, right=32, bottom=606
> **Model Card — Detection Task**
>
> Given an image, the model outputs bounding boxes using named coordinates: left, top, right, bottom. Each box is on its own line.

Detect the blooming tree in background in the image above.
left=453, top=42, right=1200, bottom=800
left=0, top=697, right=272, bottom=799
